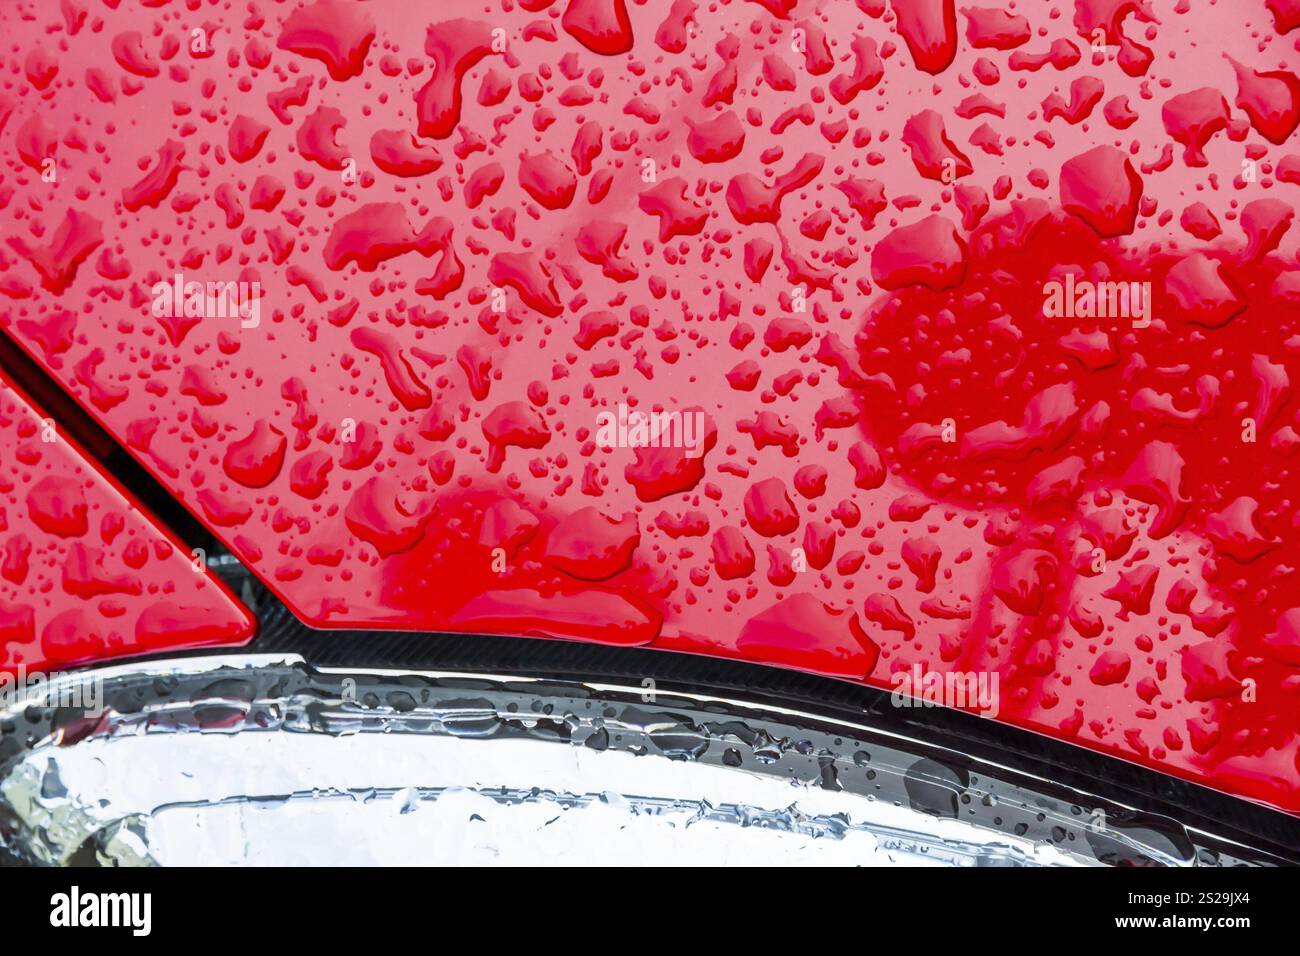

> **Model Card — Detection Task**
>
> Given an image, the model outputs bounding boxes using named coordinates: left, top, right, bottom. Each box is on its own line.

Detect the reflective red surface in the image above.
left=2, top=0, right=1300, bottom=812
left=0, top=369, right=255, bottom=672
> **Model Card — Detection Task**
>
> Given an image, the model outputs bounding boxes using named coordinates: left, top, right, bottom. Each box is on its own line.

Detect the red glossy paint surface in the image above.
left=0, top=369, right=256, bottom=673
left=2, top=0, right=1300, bottom=811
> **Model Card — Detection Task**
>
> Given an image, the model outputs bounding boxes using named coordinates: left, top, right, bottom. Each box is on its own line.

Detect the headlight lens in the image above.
left=0, top=655, right=1236, bottom=867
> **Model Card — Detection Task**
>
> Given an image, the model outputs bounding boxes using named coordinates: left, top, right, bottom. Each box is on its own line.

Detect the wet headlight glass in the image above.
left=0, top=655, right=1260, bottom=867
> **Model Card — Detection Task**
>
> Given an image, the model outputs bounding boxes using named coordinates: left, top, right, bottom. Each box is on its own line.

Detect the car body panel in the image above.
left=0, top=369, right=256, bottom=672
left=1, top=0, right=1299, bottom=813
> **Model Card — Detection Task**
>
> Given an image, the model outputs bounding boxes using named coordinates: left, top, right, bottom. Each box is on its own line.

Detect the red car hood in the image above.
left=2, top=0, right=1300, bottom=814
